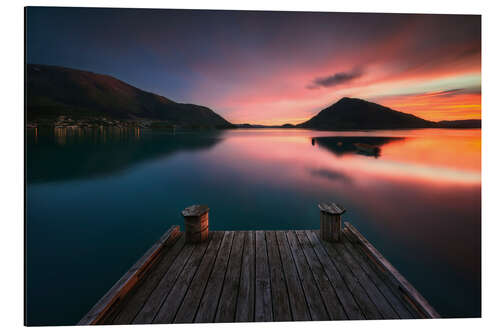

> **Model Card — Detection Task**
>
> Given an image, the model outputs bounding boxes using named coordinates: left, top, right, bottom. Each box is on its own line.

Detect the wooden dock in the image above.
left=78, top=222, right=439, bottom=325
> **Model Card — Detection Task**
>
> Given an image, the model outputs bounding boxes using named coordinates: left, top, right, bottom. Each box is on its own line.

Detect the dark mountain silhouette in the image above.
left=299, top=97, right=434, bottom=129
left=436, top=119, right=481, bottom=128
left=26, top=64, right=234, bottom=129
left=298, top=97, right=481, bottom=130
left=26, top=65, right=480, bottom=130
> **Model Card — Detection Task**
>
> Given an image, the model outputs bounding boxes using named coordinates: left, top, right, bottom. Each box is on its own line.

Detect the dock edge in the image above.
left=77, top=225, right=181, bottom=325
left=343, top=222, right=440, bottom=318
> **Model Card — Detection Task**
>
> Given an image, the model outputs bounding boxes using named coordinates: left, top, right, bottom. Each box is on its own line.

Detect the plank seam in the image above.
left=211, top=231, right=236, bottom=322
left=315, top=230, right=383, bottom=319
left=175, top=232, right=225, bottom=323
left=285, top=232, right=314, bottom=321
left=148, top=243, right=199, bottom=323
left=112, top=235, right=185, bottom=324
left=294, top=230, right=333, bottom=320
left=264, top=231, right=274, bottom=321
left=168, top=233, right=215, bottom=323
left=253, top=231, right=257, bottom=322
left=131, top=241, right=193, bottom=323
left=334, top=240, right=397, bottom=318
left=305, top=231, right=363, bottom=320
left=295, top=230, right=346, bottom=320
left=344, top=223, right=440, bottom=318
left=232, top=231, right=246, bottom=322
left=340, top=234, right=404, bottom=318
left=312, top=233, right=349, bottom=319
left=308, top=232, right=366, bottom=319
left=287, top=231, right=327, bottom=320
left=342, top=228, right=418, bottom=318
left=274, top=231, right=294, bottom=321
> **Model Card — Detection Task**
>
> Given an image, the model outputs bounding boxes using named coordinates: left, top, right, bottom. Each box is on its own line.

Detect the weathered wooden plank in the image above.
left=132, top=240, right=197, bottom=324
left=173, top=232, right=225, bottom=323
left=275, top=231, right=311, bottom=321
left=340, top=230, right=415, bottom=319
left=341, top=228, right=420, bottom=318
left=285, top=231, right=329, bottom=321
left=110, top=233, right=187, bottom=324
left=84, top=226, right=437, bottom=325
left=304, top=230, right=365, bottom=320
left=254, top=230, right=273, bottom=322
left=313, top=230, right=383, bottom=320
left=265, top=231, right=292, bottom=322
left=193, top=231, right=235, bottom=323
left=214, top=231, right=246, bottom=322
left=295, top=230, right=347, bottom=320
left=235, top=231, right=255, bottom=322
left=77, top=225, right=181, bottom=325
left=330, top=238, right=398, bottom=319
left=344, top=223, right=440, bottom=318
left=151, top=233, right=213, bottom=323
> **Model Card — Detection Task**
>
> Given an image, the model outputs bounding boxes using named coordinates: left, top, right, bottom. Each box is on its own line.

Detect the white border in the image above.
left=2, top=0, right=499, bottom=332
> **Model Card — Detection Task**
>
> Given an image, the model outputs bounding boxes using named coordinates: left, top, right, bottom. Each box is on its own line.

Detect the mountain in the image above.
left=436, top=119, right=481, bottom=128
left=298, top=97, right=435, bottom=130
left=26, top=64, right=234, bottom=128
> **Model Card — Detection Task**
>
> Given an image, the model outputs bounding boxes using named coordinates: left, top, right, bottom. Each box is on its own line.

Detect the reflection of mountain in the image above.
left=309, top=168, right=352, bottom=183
left=27, top=130, right=223, bottom=184
left=312, top=136, right=405, bottom=158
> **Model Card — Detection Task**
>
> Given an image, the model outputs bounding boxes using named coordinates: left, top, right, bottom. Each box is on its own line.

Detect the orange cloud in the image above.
left=374, top=91, right=481, bottom=121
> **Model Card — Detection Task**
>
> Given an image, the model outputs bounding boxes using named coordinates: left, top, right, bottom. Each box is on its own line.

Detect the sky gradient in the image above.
left=26, top=7, right=481, bottom=125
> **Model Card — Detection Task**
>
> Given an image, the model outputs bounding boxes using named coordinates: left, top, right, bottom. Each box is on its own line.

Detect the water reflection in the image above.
left=27, top=128, right=224, bottom=184
left=308, top=167, right=352, bottom=183
left=312, top=136, right=405, bottom=158
left=206, top=129, right=480, bottom=314
left=26, top=128, right=481, bottom=323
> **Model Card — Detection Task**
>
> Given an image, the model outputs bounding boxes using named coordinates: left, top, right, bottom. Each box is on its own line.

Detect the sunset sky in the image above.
left=26, top=8, right=481, bottom=125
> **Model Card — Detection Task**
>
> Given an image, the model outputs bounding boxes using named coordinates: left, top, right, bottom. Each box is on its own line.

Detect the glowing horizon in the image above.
left=26, top=8, right=481, bottom=125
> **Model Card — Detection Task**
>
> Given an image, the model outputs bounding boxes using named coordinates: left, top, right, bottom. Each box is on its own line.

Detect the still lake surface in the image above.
left=26, top=128, right=481, bottom=325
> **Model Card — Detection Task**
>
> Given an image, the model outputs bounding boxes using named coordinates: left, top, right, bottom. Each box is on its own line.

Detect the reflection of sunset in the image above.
left=381, top=130, right=480, bottom=172
left=191, top=127, right=481, bottom=276
left=207, top=129, right=481, bottom=186
left=192, top=128, right=481, bottom=279
left=27, top=127, right=481, bottom=319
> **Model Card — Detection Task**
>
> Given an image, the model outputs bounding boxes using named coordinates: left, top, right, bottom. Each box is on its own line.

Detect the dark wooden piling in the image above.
left=319, top=202, right=345, bottom=242
left=182, top=205, right=209, bottom=243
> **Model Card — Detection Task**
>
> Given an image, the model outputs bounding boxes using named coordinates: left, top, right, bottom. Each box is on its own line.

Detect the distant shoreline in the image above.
left=26, top=122, right=482, bottom=131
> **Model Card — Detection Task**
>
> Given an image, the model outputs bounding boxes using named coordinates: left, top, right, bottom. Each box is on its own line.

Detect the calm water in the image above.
left=26, top=128, right=481, bottom=325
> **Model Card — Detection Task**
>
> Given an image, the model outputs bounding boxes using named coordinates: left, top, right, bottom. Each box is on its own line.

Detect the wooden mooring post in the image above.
left=318, top=202, right=345, bottom=242
left=182, top=204, right=209, bottom=243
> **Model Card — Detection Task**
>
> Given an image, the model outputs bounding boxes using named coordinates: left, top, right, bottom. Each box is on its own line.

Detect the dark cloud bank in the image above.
left=308, top=67, right=363, bottom=89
